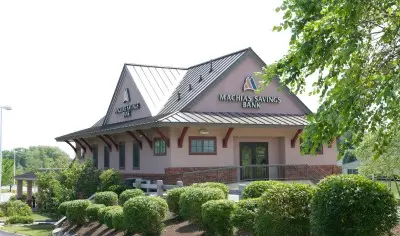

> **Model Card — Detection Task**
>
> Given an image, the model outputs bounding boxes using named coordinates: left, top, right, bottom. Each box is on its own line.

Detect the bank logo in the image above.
left=243, top=76, right=258, bottom=92
left=123, top=88, right=131, bottom=103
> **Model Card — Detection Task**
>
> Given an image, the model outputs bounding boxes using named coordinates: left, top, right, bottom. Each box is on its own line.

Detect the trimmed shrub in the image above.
left=66, top=200, right=91, bottom=225
left=58, top=201, right=73, bottom=216
left=98, top=206, right=120, bottom=224
left=104, top=206, right=123, bottom=229
left=254, top=183, right=313, bottom=236
left=123, top=196, right=168, bottom=235
left=231, top=198, right=260, bottom=233
left=310, top=175, right=398, bottom=236
left=166, top=187, right=190, bottom=216
left=99, top=169, right=122, bottom=191
left=119, top=189, right=145, bottom=205
left=5, top=200, right=32, bottom=217
left=5, top=215, right=34, bottom=224
left=111, top=207, right=125, bottom=230
left=108, top=185, right=131, bottom=196
left=93, top=191, right=118, bottom=206
left=85, top=204, right=106, bottom=222
left=202, top=199, right=236, bottom=236
left=192, top=182, right=229, bottom=198
left=242, top=181, right=280, bottom=199
left=179, top=187, right=225, bottom=223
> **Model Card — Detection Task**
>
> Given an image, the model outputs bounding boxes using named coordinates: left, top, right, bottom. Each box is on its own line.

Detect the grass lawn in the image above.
left=0, top=224, right=54, bottom=236
left=378, top=181, right=400, bottom=198
left=0, top=213, right=58, bottom=222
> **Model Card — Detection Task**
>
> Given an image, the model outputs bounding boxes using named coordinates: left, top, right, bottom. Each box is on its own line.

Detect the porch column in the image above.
left=27, top=180, right=33, bottom=200
left=17, top=180, right=23, bottom=199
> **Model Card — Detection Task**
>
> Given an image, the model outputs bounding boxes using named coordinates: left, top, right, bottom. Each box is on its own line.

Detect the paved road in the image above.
left=0, top=231, right=17, bottom=236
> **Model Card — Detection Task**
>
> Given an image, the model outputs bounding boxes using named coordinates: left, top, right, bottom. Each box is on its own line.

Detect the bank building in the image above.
left=56, top=48, right=340, bottom=184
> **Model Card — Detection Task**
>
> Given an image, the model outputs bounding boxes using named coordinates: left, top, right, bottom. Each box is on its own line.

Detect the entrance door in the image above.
left=240, top=142, right=268, bottom=180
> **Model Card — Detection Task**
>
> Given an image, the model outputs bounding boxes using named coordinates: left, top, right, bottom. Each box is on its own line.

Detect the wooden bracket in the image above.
left=328, top=138, right=335, bottom=148
left=153, top=128, right=170, bottom=147
left=65, top=140, right=77, bottom=153
left=178, top=127, right=189, bottom=148
left=104, top=134, right=119, bottom=151
left=137, top=130, right=152, bottom=148
left=126, top=131, right=143, bottom=149
left=291, top=129, right=303, bottom=148
left=79, top=138, right=93, bottom=153
left=73, top=139, right=86, bottom=153
left=98, top=135, right=112, bottom=151
left=222, top=128, right=234, bottom=148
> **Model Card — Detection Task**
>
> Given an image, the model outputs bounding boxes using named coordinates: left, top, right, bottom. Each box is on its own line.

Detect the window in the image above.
left=300, top=138, right=323, bottom=155
left=154, top=138, right=166, bottom=156
left=92, top=145, right=98, bottom=168
left=189, top=137, right=217, bottom=155
left=133, top=142, right=140, bottom=169
left=119, top=142, right=125, bottom=169
left=347, top=169, right=358, bottom=175
left=104, top=146, right=110, bottom=168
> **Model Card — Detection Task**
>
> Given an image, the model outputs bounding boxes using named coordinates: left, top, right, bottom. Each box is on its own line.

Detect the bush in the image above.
left=65, top=200, right=91, bottom=225
left=254, top=183, right=313, bottom=236
left=98, top=206, right=120, bottom=224
left=104, top=206, right=123, bottom=229
left=108, top=185, right=131, bottom=196
left=192, top=182, right=229, bottom=198
left=93, top=191, right=118, bottom=206
left=310, top=175, right=398, bottom=236
left=5, top=215, right=34, bottom=224
left=111, top=207, right=125, bottom=230
left=179, top=187, right=225, bottom=223
left=99, top=169, right=122, bottom=191
left=166, top=187, right=190, bottom=216
left=85, top=204, right=105, bottom=222
left=242, top=181, right=280, bottom=199
left=5, top=200, right=32, bottom=217
left=58, top=201, right=73, bottom=216
left=231, top=198, right=260, bottom=233
left=123, top=196, right=168, bottom=235
left=119, top=189, right=145, bottom=205
left=202, top=199, right=236, bottom=236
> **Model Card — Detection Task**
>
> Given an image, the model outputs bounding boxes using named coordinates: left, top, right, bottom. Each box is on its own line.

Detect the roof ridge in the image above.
left=124, top=63, right=187, bottom=70
left=187, top=47, right=251, bottom=69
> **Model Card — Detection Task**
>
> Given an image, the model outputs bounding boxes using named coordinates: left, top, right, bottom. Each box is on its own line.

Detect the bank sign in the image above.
left=218, top=76, right=281, bottom=108
left=115, top=88, right=140, bottom=117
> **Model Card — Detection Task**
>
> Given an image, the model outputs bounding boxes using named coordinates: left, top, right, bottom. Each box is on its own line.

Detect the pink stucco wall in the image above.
left=188, top=56, right=306, bottom=115
left=105, top=68, right=152, bottom=125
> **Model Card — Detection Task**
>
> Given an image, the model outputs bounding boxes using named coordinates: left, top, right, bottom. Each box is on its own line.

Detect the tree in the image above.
left=342, top=149, right=357, bottom=164
left=2, top=158, right=14, bottom=190
left=259, top=0, right=400, bottom=157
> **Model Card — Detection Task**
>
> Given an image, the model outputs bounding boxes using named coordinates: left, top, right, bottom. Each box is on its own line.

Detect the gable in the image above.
left=104, top=67, right=152, bottom=125
left=188, top=55, right=309, bottom=115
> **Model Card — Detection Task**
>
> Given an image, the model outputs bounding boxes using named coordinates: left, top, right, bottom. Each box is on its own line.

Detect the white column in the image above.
left=17, top=180, right=23, bottom=199
left=27, top=180, right=33, bottom=200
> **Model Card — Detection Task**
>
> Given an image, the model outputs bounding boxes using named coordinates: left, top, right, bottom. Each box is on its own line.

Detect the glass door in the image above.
left=240, top=142, right=268, bottom=180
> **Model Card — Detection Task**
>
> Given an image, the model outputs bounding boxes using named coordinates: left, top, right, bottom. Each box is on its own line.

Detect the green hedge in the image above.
left=104, top=206, right=123, bottom=229
left=123, top=196, right=168, bottom=235
left=179, top=187, right=225, bottom=223
left=201, top=199, right=236, bottom=236
left=4, top=200, right=32, bottom=217
left=108, top=185, right=131, bottom=196
left=310, top=175, right=398, bottom=236
left=58, top=201, right=73, bottom=216
left=66, top=200, right=91, bottom=225
left=111, top=207, right=125, bottom=230
left=192, top=182, right=229, bottom=198
left=166, top=187, right=189, bottom=216
left=254, top=183, right=313, bottom=236
left=93, top=191, right=118, bottom=206
left=98, top=206, right=120, bottom=224
left=5, top=215, right=34, bottom=225
left=85, top=204, right=106, bottom=222
left=242, top=181, right=280, bottom=199
left=231, top=198, right=260, bottom=233
left=99, top=169, right=122, bottom=191
left=119, top=189, right=145, bottom=205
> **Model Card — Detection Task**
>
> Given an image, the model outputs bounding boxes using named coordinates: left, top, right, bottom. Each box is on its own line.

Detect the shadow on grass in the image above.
left=83, top=222, right=103, bottom=236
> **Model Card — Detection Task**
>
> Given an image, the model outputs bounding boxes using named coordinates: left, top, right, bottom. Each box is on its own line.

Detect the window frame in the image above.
left=153, top=138, right=167, bottom=156
left=189, top=136, right=217, bottom=155
left=119, top=142, right=125, bottom=170
left=92, top=144, right=98, bottom=168
left=104, top=145, right=110, bottom=169
left=133, top=142, right=140, bottom=169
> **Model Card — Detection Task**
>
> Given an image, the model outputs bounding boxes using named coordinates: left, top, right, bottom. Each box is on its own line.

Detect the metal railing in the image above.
left=165, top=164, right=327, bottom=185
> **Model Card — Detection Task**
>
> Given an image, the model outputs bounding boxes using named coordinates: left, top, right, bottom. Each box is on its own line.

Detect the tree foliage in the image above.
left=2, top=158, right=14, bottom=187
left=259, top=0, right=400, bottom=156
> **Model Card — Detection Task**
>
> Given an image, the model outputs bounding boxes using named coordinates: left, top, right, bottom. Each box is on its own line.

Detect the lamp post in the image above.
left=0, top=105, right=12, bottom=199
left=13, top=149, right=16, bottom=187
